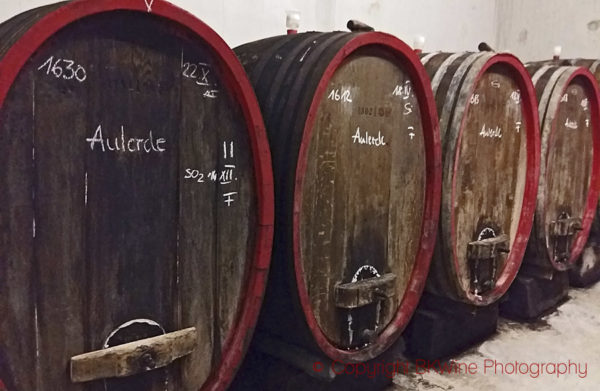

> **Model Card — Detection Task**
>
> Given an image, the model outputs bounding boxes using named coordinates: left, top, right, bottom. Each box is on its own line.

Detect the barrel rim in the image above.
left=449, top=53, right=541, bottom=305
left=0, top=1, right=275, bottom=390
left=292, top=31, right=442, bottom=362
left=536, top=67, right=600, bottom=271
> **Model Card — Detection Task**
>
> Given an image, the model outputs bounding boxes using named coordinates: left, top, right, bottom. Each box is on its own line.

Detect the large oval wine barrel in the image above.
left=559, top=59, right=600, bottom=286
left=523, top=63, right=600, bottom=273
left=420, top=52, right=541, bottom=306
left=235, top=32, right=441, bottom=362
left=0, top=1, right=273, bottom=390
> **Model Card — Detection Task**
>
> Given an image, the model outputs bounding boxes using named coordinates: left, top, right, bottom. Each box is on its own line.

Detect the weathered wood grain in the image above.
left=422, top=52, right=536, bottom=305
left=334, top=274, right=397, bottom=309
left=70, top=328, right=197, bottom=383
left=302, top=51, right=426, bottom=348
left=525, top=64, right=599, bottom=272
left=235, top=32, right=441, bottom=361
left=0, top=61, right=37, bottom=391
left=0, top=3, right=270, bottom=390
left=562, top=59, right=600, bottom=285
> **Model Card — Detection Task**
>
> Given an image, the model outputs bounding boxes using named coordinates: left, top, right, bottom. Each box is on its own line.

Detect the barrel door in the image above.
left=0, top=1, right=273, bottom=390
left=526, top=65, right=600, bottom=271
left=236, top=33, right=441, bottom=362
left=421, top=52, right=540, bottom=305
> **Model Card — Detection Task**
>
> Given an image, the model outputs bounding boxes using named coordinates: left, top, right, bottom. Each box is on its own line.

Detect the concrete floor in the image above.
left=391, top=282, right=600, bottom=391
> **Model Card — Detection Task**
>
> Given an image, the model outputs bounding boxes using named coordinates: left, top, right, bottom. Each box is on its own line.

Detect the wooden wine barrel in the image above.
left=235, top=32, right=441, bottom=362
left=523, top=62, right=600, bottom=273
left=0, top=1, right=274, bottom=390
left=557, top=59, right=600, bottom=286
left=420, top=52, right=541, bottom=306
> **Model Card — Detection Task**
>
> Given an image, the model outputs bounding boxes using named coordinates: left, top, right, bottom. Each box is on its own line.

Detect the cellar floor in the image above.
left=390, top=281, right=600, bottom=391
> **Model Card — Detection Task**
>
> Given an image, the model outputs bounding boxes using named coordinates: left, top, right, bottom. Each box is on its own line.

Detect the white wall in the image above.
left=495, top=0, right=600, bottom=61
left=327, top=0, right=497, bottom=53
left=0, top=0, right=597, bottom=62
left=0, top=0, right=496, bottom=51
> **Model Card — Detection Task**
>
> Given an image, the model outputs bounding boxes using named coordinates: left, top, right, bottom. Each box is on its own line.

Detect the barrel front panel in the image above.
left=0, top=10, right=258, bottom=391
left=568, top=59, right=600, bottom=282
left=299, top=49, right=426, bottom=349
left=543, top=77, right=595, bottom=266
left=452, top=64, right=528, bottom=297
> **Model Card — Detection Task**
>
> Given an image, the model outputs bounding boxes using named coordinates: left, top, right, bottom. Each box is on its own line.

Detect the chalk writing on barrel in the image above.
left=511, top=90, right=521, bottom=104
left=85, top=125, right=166, bottom=153
left=328, top=88, right=352, bottom=103
left=479, top=124, right=502, bottom=138
left=181, top=52, right=219, bottom=98
left=223, top=141, right=234, bottom=159
left=352, top=126, right=386, bottom=146
left=182, top=62, right=210, bottom=84
left=564, top=118, right=578, bottom=130
left=183, top=141, right=239, bottom=206
left=144, top=0, right=154, bottom=12
left=392, top=81, right=412, bottom=100
left=38, top=56, right=86, bottom=82
left=184, top=167, right=238, bottom=184
left=222, top=192, right=238, bottom=207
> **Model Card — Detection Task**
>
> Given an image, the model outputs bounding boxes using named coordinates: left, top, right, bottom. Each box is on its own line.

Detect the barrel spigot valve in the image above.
left=334, top=273, right=396, bottom=347
left=549, top=212, right=582, bottom=264
left=467, top=233, right=510, bottom=295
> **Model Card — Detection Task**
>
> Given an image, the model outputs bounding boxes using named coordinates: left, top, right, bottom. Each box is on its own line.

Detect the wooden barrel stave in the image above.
left=237, top=33, right=357, bottom=356
left=0, top=1, right=273, bottom=390
left=236, top=32, right=442, bottom=362
left=238, top=32, right=359, bottom=353
left=245, top=41, right=355, bottom=341
left=421, top=52, right=540, bottom=306
left=0, top=3, right=66, bottom=58
left=0, top=57, right=37, bottom=391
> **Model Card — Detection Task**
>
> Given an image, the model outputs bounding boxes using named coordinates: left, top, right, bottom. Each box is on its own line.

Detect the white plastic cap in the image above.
left=286, top=10, right=301, bottom=30
left=414, top=35, right=426, bottom=51
left=553, top=45, right=562, bottom=57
